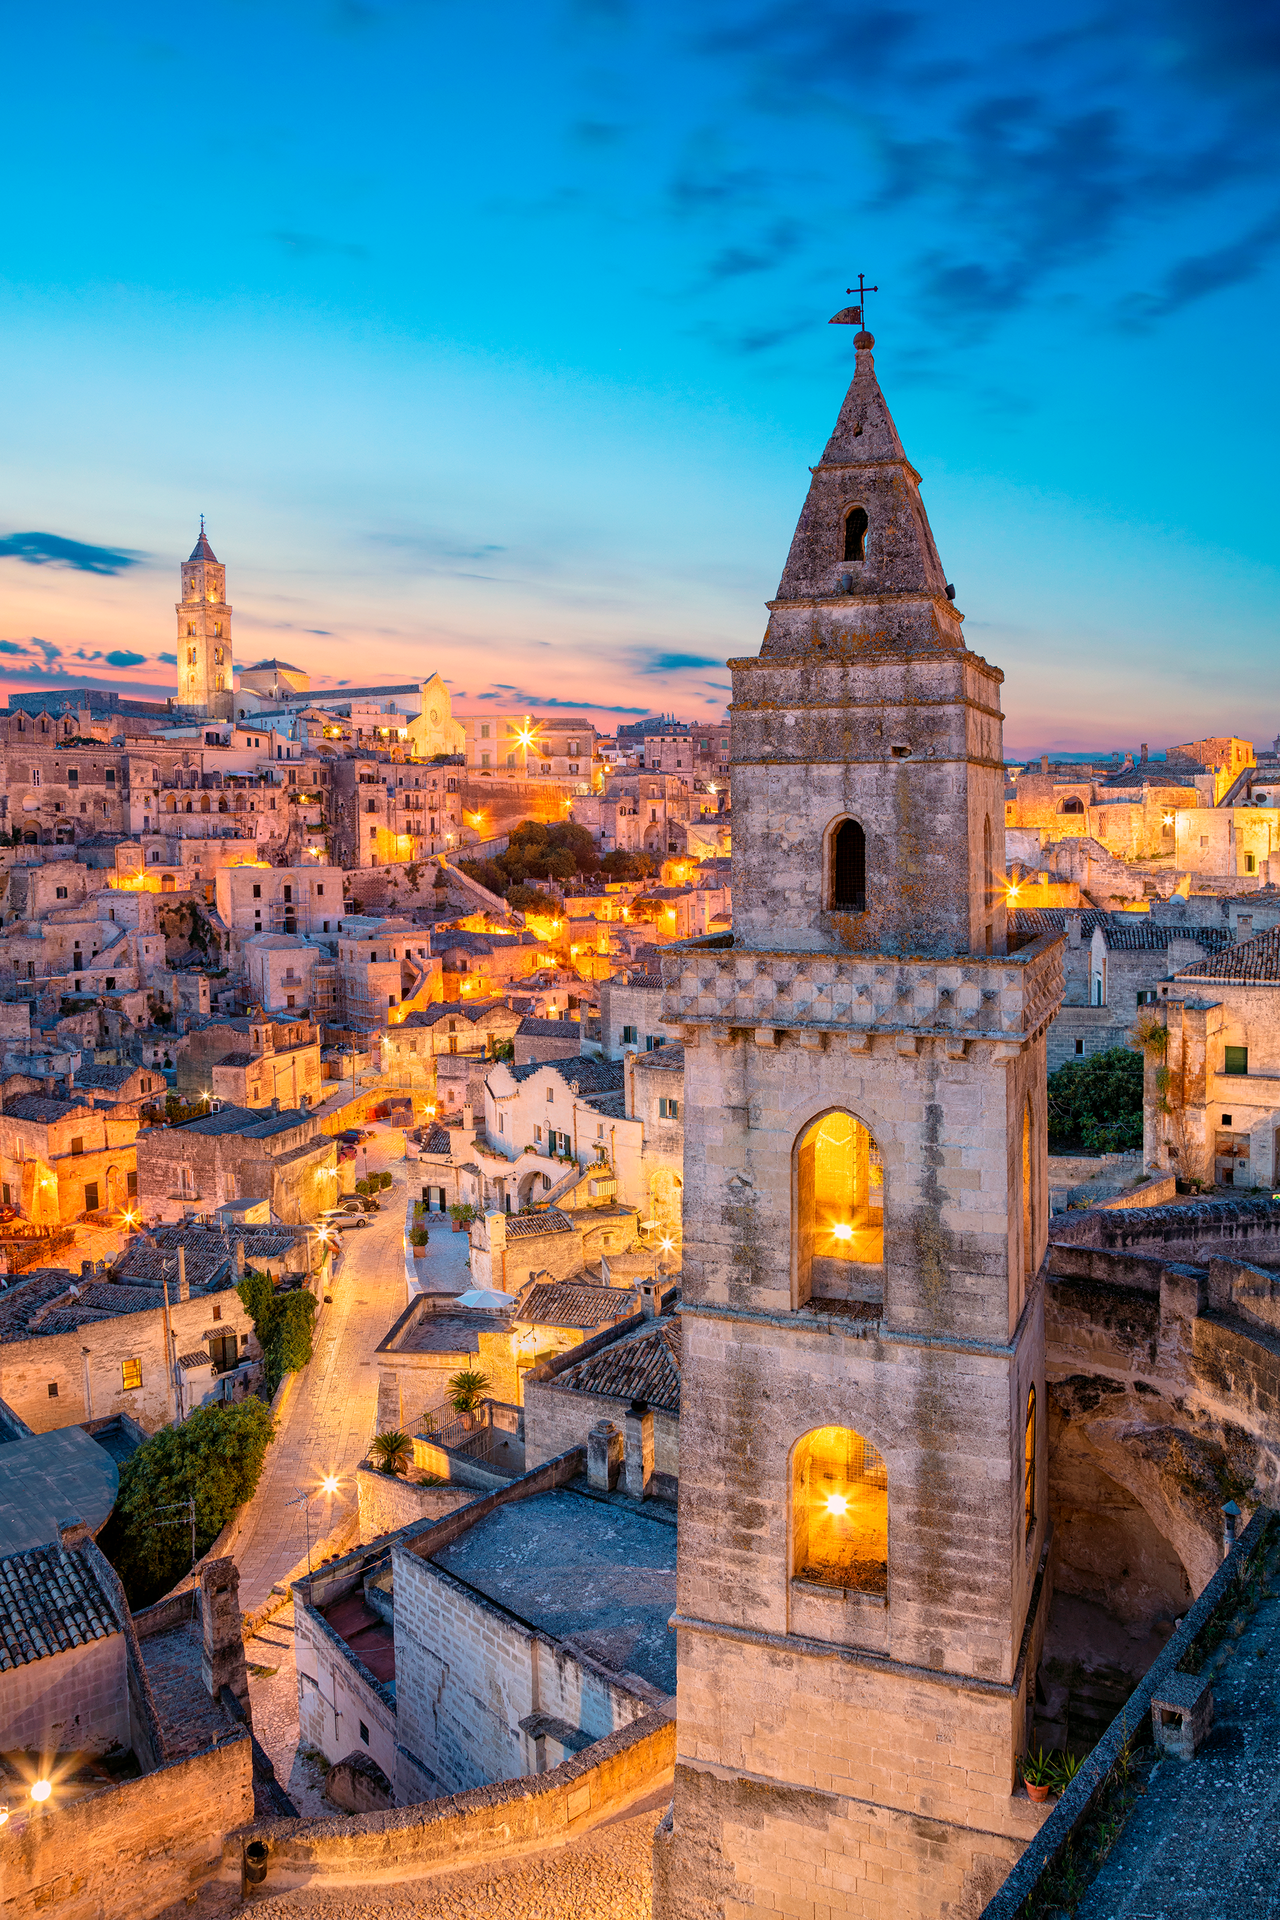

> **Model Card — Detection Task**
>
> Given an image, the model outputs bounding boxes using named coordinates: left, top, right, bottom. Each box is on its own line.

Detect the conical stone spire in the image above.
left=188, top=516, right=218, bottom=566
left=762, top=337, right=957, bottom=660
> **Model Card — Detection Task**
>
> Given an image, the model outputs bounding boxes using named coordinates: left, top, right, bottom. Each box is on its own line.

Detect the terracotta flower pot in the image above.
left=452, top=1219, right=464, bottom=1232
left=1025, top=1782, right=1052, bottom=1804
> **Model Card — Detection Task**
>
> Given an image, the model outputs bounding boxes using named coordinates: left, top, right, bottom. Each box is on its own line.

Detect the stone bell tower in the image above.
left=653, top=317, right=1064, bottom=1919
left=176, top=519, right=233, bottom=720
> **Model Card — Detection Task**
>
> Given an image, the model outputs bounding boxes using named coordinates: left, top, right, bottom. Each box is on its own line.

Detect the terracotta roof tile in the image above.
left=0, top=1542, right=123, bottom=1672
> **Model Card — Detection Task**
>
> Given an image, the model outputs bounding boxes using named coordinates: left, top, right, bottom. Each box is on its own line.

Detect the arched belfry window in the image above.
left=1024, top=1387, right=1037, bottom=1541
left=796, top=1110, right=883, bottom=1305
left=1062, top=797, right=1084, bottom=815
left=830, top=819, right=866, bottom=912
left=843, top=506, right=868, bottom=562
left=793, top=1426, right=888, bottom=1595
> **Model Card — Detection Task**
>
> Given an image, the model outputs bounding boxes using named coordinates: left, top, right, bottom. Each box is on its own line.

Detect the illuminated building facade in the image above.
left=654, top=329, right=1064, bottom=1918
left=176, top=522, right=234, bottom=721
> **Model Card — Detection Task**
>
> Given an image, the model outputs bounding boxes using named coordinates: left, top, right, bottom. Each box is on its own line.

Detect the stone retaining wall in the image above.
left=355, top=1464, right=476, bottom=1536
left=0, top=1727, right=254, bottom=1920
left=218, top=1708, right=673, bottom=1894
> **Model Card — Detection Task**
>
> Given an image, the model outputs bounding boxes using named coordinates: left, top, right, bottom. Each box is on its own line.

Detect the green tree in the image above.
left=600, top=849, right=657, bottom=882
left=236, top=1273, right=317, bottom=1393
left=1046, top=1047, right=1145, bottom=1154
left=99, top=1399, right=275, bottom=1607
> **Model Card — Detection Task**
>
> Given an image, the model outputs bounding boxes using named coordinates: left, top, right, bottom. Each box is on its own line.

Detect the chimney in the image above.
left=58, top=1518, right=90, bottom=1551
left=1066, top=913, right=1083, bottom=950
left=199, top=1556, right=252, bottom=1723
left=624, top=1399, right=654, bottom=1499
left=639, top=1278, right=660, bottom=1320
left=44, top=1075, right=55, bottom=1098
left=587, top=1419, right=623, bottom=1492
left=271, top=1096, right=280, bottom=1114
left=235, top=1238, right=246, bottom=1276
left=178, top=1246, right=189, bottom=1303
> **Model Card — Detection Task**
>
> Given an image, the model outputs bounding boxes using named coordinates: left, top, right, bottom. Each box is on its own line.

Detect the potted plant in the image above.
left=448, top=1202, right=476, bottom=1233
left=447, top=1368, right=491, bottom=1429
left=370, top=1429, right=412, bottom=1476
left=1020, top=1748, right=1056, bottom=1803
left=1052, top=1750, right=1082, bottom=1792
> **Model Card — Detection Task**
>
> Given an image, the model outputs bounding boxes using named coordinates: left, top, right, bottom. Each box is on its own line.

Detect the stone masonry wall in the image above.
left=355, top=1465, right=476, bottom=1538
left=0, top=1725, right=254, bottom=1920
left=392, top=1547, right=656, bottom=1800
left=524, top=1380, right=679, bottom=1479
left=295, top=1593, right=398, bottom=1791
left=0, top=1630, right=128, bottom=1754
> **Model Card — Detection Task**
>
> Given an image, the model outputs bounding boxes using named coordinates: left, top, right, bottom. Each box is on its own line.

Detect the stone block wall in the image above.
left=0, top=1725, right=253, bottom=1920
left=0, top=1631, right=128, bottom=1754
left=392, top=1548, right=655, bottom=1800
left=296, top=1590, right=398, bottom=1791
left=524, top=1378, right=678, bottom=1478
left=355, top=1466, right=476, bottom=1537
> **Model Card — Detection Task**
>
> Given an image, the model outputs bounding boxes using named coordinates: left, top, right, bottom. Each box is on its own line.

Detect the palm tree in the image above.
left=370, top=1429, right=412, bottom=1476
left=447, top=1369, right=491, bottom=1423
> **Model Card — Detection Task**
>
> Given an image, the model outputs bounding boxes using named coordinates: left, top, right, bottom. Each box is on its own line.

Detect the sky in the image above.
left=2, top=0, right=1278, bottom=755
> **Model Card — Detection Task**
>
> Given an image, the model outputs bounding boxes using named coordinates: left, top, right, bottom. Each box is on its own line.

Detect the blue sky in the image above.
left=2, top=0, right=1278, bottom=753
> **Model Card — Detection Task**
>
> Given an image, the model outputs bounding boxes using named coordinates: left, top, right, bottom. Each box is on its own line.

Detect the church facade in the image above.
left=653, top=325, right=1065, bottom=1917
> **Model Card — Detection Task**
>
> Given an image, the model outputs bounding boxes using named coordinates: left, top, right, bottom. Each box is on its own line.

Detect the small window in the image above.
left=1062, top=797, right=1085, bottom=814
left=359, top=1720, right=369, bottom=1745
left=70, top=1135, right=84, bottom=1156
left=55, top=886, right=67, bottom=899
left=1074, top=1038, right=1085, bottom=1056
left=658, top=1097, right=679, bottom=1119
left=127, top=1172, right=138, bottom=1196
left=830, top=819, right=867, bottom=912
left=1245, top=853, right=1256, bottom=874
left=253, top=884, right=261, bottom=898
left=122, top=1358, right=142, bottom=1391
left=1024, top=1387, right=1037, bottom=1540
left=1136, top=990, right=1157, bottom=1006
left=1224, top=1046, right=1249, bottom=1076
left=1222, top=1113, right=1233, bottom=1127
left=843, top=506, right=868, bottom=562
left=534, top=1125, right=543, bottom=1142
left=48, top=1382, right=59, bottom=1398
left=212, top=1303, right=222, bottom=1321
left=84, top=1181, right=99, bottom=1211
left=622, top=1024, right=638, bottom=1045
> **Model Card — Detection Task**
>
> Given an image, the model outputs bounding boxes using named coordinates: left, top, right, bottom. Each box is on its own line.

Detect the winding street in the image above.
left=233, top=1130, right=417, bottom=1614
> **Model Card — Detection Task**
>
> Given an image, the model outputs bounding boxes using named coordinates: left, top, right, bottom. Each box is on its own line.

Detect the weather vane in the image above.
left=829, top=275, right=878, bottom=340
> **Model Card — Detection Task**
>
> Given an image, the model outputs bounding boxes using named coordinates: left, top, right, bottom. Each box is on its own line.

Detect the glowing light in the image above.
left=1006, top=882, right=1021, bottom=901
left=824, top=1493, right=849, bottom=1517
left=831, top=1223, right=853, bottom=1241
left=659, top=1234, right=675, bottom=1256
left=1163, top=813, right=1175, bottom=827
left=30, top=1780, right=51, bottom=1804
left=321, top=1474, right=340, bottom=1496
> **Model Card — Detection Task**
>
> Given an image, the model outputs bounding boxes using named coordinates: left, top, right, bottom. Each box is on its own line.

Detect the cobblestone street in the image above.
left=234, top=1128, right=413, bottom=1615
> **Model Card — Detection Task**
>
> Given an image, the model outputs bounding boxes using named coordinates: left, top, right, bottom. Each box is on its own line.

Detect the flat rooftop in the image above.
left=430, top=1487, right=676, bottom=1696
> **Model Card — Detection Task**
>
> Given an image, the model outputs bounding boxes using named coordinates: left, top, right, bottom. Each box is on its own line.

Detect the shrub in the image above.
left=99, top=1399, right=275, bottom=1608
left=377, top=1170, right=393, bottom=1190
left=355, top=1177, right=370, bottom=1196
left=371, top=1430, right=412, bottom=1476
left=410, top=1227, right=428, bottom=1248
left=1047, top=1047, right=1144, bottom=1154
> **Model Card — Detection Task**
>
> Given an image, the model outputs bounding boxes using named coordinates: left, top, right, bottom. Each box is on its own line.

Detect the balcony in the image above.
left=660, top=931, right=1064, bottom=1044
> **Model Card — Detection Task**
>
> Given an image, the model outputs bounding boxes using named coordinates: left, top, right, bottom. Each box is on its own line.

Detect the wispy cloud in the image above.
left=270, top=230, right=369, bottom=261
left=0, top=532, right=144, bottom=575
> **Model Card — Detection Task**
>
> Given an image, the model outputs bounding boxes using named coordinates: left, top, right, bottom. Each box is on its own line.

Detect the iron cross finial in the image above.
left=845, top=275, right=878, bottom=326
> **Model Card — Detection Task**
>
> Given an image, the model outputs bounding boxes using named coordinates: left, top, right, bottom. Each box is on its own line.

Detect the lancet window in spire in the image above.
left=843, top=506, right=868, bottom=562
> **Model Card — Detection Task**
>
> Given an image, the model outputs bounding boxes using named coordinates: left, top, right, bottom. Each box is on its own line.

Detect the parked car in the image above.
left=324, top=1211, right=370, bottom=1231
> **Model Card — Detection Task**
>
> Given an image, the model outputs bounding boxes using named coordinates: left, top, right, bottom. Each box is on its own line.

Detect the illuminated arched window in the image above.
left=796, top=1110, right=883, bottom=1303
left=793, top=1425, right=887, bottom=1595
left=1024, top=1387, right=1037, bottom=1540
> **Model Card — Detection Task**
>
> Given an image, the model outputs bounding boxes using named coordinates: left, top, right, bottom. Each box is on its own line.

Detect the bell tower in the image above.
left=654, top=319, right=1064, bottom=1919
left=176, top=519, right=233, bottom=720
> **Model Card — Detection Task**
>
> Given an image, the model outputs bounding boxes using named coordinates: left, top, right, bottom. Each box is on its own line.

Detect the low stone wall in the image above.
left=0, top=1727, right=254, bottom=1920
left=1097, top=1173, right=1177, bottom=1211
left=219, top=1708, right=673, bottom=1894
left=356, top=1464, right=476, bottom=1536
left=1050, top=1194, right=1280, bottom=1262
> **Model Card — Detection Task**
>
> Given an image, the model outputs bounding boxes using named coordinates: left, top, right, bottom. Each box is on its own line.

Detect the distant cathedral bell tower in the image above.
left=176, top=520, right=233, bottom=720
